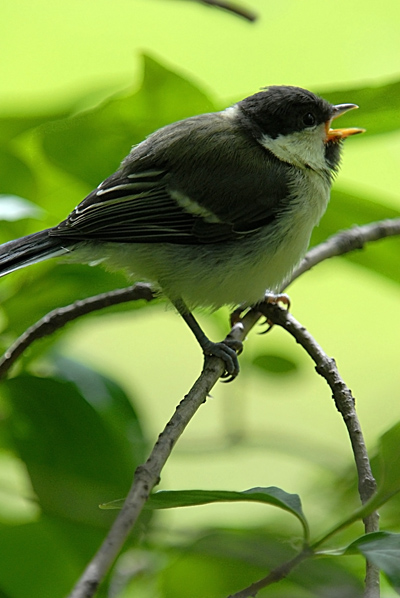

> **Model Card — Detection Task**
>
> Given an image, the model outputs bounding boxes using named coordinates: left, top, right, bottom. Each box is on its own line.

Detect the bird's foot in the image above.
left=202, top=337, right=243, bottom=382
left=265, top=292, right=291, bottom=309
left=258, top=292, right=291, bottom=334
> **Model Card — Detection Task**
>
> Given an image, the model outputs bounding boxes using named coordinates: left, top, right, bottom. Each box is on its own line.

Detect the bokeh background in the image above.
left=0, top=1, right=399, bottom=596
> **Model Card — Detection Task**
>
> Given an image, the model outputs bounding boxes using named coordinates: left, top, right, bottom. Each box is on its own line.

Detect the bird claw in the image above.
left=229, top=304, right=248, bottom=327
left=258, top=317, right=274, bottom=335
left=265, top=292, right=291, bottom=309
left=202, top=338, right=242, bottom=381
left=257, top=293, right=291, bottom=334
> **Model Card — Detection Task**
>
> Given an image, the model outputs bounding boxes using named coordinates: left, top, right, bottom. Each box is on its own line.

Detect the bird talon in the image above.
left=202, top=338, right=242, bottom=380
left=229, top=304, right=248, bottom=328
left=265, top=292, right=291, bottom=310
left=258, top=320, right=274, bottom=335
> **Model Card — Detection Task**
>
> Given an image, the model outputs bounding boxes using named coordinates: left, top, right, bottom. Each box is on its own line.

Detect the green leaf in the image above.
left=252, top=353, right=298, bottom=374
left=0, top=519, right=81, bottom=598
left=160, top=528, right=364, bottom=598
left=0, top=108, right=71, bottom=145
left=322, top=79, right=400, bottom=137
left=345, top=532, right=400, bottom=593
left=3, top=374, right=144, bottom=526
left=0, top=149, right=37, bottom=200
left=40, top=53, right=216, bottom=187
left=0, top=515, right=111, bottom=598
left=312, top=188, right=400, bottom=285
left=53, top=356, right=148, bottom=464
left=373, top=422, right=400, bottom=505
left=103, top=486, right=310, bottom=540
left=313, top=423, right=400, bottom=548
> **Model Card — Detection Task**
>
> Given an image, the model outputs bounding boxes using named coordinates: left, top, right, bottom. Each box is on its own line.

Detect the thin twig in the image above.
left=259, top=304, right=378, bottom=509
left=226, top=303, right=380, bottom=598
left=259, top=303, right=380, bottom=598
left=227, top=549, right=312, bottom=598
left=291, top=218, right=400, bottom=285
left=195, top=0, right=257, bottom=22
left=3, top=218, right=400, bottom=596
left=1, top=219, right=399, bottom=379
left=67, top=348, right=229, bottom=597
left=0, top=284, right=155, bottom=378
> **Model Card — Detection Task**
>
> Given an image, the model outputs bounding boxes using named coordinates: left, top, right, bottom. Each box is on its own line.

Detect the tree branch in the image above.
left=259, top=304, right=377, bottom=509
left=195, top=0, right=257, bottom=22
left=3, top=217, right=400, bottom=596
left=0, top=283, right=156, bottom=378
left=67, top=345, right=230, bottom=597
left=227, top=302, right=380, bottom=598
left=290, top=218, right=400, bottom=285
left=1, top=219, right=399, bottom=379
left=227, top=549, right=312, bottom=598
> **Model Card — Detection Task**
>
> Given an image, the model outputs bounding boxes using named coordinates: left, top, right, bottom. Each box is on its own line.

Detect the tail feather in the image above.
left=0, top=229, right=71, bottom=277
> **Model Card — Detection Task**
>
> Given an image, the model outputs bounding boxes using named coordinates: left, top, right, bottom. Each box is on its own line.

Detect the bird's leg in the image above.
left=173, top=299, right=242, bottom=380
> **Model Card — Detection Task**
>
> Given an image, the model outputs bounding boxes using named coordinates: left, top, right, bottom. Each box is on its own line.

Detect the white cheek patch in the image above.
left=259, top=125, right=327, bottom=172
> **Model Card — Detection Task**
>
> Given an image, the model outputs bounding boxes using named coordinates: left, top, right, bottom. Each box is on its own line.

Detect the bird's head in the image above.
left=235, top=85, right=364, bottom=174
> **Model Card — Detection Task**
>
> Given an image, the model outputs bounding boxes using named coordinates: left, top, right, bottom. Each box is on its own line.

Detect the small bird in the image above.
left=0, top=86, right=364, bottom=378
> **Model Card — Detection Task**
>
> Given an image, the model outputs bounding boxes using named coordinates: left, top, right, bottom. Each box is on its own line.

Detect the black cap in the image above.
left=237, top=86, right=333, bottom=140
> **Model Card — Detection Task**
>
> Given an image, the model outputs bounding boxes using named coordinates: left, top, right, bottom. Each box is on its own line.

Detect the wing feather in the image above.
left=51, top=113, right=290, bottom=245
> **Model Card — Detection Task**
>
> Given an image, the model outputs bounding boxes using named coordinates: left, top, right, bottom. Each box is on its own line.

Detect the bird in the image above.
left=0, top=85, right=364, bottom=379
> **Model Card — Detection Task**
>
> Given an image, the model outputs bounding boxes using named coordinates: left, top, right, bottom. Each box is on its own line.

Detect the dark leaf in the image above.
left=103, top=486, right=309, bottom=540
left=4, top=374, right=143, bottom=526
left=40, top=54, right=216, bottom=187
left=252, top=353, right=298, bottom=374
left=346, top=531, right=400, bottom=593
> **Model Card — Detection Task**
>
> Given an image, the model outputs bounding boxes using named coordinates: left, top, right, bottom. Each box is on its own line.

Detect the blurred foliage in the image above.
left=0, top=50, right=400, bottom=598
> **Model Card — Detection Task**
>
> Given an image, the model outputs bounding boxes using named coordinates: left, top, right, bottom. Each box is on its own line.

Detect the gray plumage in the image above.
left=0, top=85, right=363, bottom=376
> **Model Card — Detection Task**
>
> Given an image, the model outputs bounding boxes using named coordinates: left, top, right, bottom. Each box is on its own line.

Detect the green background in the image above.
left=0, top=1, right=400, bottom=596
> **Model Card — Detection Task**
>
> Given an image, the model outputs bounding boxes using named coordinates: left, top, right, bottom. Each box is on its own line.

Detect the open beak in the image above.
left=325, top=104, right=365, bottom=142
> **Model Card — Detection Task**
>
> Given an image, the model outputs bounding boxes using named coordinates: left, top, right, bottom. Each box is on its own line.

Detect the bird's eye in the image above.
left=302, top=112, right=316, bottom=127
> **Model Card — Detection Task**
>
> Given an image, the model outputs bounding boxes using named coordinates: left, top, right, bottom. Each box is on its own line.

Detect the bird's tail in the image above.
left=0, top=229, right=71, bottom=277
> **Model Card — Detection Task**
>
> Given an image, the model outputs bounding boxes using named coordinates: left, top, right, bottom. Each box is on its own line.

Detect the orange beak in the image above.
left=325, top=104, right=365, bottom=142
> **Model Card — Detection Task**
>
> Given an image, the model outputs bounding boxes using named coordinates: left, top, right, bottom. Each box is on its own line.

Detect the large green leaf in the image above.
left=40, top=54, right=216, bottom=187
left=0, top=150, right=37, bottom=202
left=3, top=373, right=145, bottom=525
left=103, top=486, right=309, bottom=540
left=53, top=356, right=147, bottom=464
left=0, top=109, right=71, bottom=145
left=373, top=422, right=400, bottom=506
left=314, top=423, right=400, bottom=548
left=159, top=528, right=363, bottom=598
left=0, top=519, right=79, bottom=598
left=345, top=532, right=400, bottom=594
left=322, top=79, right=400, bottom=137
left=0, top=517, right=108, bottom=598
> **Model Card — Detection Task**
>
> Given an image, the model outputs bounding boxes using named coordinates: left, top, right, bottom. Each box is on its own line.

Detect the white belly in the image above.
left=78, top=170, right=331, bottom=309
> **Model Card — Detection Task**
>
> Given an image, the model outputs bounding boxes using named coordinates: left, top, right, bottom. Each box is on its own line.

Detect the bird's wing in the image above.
left=51, top=115, right=290, bottom=245
left=51, top=170, right=242, bottom=244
